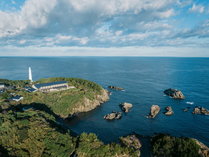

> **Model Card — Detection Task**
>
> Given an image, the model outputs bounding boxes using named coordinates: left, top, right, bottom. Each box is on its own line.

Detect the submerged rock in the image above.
left=164, top=88, right=185, bottom=99
left=120, top=102, right=133, bottom=112
left=120, top=134, right=142, bottom=150
left=193, top=107, right=209, bottom=115
left=164, top=106, right=174, bottom=116
left=108, top=86, right=124, bottom=91
left=148, top=105, right=160, bottom=118
left=183, top=107, right=191, bottom=112
left=104, top=112, right=122, bottom=120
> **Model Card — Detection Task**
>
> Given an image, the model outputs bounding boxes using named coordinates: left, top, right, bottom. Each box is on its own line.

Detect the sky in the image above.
left=0, top=0, right=209, bottom=56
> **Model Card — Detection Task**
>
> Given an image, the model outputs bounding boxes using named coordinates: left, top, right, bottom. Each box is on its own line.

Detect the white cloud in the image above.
left=19, top=40, right=26, bottom=44
left=0, top=0, right=208, bottom=53
left=0, top=0, right=57, bottom=37
left=189, top=4, right=204, bottom=13
left=0, top=0, right=178, bottom=38
left=43, top=34, right=89, bottom=45
left=155, top=9, right=175, bottom=18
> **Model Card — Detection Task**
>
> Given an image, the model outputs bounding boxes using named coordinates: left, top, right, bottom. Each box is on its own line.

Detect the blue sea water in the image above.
left=0, top=57, right=209, bottom=155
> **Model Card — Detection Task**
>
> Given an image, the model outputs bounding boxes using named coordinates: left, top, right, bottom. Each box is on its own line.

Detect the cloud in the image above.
left=174, top=20, right=209, bottom=39
left=1, top=45, right=209, bottom=57
left=0, top=0, right=177, bottom=38
left=0, top=0, right=57, bottom=38
left=189, top=4, right=204, bottom=13
left=0, top=0, right=208, bottom=52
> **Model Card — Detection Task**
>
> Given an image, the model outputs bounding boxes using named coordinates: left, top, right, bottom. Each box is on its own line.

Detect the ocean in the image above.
left=0, top=57, right=209, bottom=156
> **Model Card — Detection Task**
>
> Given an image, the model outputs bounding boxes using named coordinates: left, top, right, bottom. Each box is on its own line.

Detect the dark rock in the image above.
left=120, top=102, right=133, bottom=112
left=164, top=88, right=185, bottom=99
left=104, top=112, right=122, bottom=120
left=108, top=86, right=124, bottom=90
left=164, top=106, right=174, bottom=116
left=193, top=107, right=209, bottom=115
left=148, top=105, right=160, bottom=118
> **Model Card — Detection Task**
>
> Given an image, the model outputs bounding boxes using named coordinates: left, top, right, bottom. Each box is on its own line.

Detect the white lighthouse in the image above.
left=29, top=67, right=33, bottom=82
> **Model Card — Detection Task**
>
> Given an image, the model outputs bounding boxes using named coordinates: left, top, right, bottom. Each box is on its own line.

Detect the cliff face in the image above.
left=72, top=89, right=109, bottom=115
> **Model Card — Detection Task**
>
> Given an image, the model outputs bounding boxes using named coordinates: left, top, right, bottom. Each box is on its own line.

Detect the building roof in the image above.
left=25, top=87, right=37, bottom=92
left=34, top=81, right=68, bottom=89
left=11, top=95, right=23, bottom=100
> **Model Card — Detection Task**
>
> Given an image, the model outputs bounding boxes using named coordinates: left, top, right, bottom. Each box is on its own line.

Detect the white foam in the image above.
left=186, top=101, right=194, bottom=105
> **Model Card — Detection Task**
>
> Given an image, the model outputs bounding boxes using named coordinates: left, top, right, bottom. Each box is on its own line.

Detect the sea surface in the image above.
left=0, top=57, right=209, bottom=156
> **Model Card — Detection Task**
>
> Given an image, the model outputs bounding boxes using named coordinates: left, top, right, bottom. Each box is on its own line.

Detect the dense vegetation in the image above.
left=151, top=134, right=201, bottom=157
left=0, top=78, right=138, bottom=156
left=0, top=77, right=106, bottom=118
left=0, top=107, right=138, bottom=157
left=0, top=79, right=30, bottom=88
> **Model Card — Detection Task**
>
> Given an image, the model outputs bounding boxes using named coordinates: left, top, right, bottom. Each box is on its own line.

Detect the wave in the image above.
left=186, top=101, right=194, bottom=105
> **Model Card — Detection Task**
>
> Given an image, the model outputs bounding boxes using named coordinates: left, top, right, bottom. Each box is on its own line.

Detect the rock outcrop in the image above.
left=120, top=102, right=133, bottom=112
left=192, top=107, right=209, bottom=115
left=148, top=105, right=160, bottom=118
left=194, top=139, right=209, bottom=157
left=104, top=112, right=122, bottom=120
left=164, top=88, right=185, bottom=99
left=108, top=86, right=124, bottom=90
left=120, top=134, right=142, bottom=150
left=164, top=106, right=174, bottom=116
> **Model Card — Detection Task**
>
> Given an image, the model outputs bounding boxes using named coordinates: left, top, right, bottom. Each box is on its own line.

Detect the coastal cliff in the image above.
left=72, top=89, right=109, bottom=115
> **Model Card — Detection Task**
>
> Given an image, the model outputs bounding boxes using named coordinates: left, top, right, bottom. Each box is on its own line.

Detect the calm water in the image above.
left=0, top=57, right=209, bottom=155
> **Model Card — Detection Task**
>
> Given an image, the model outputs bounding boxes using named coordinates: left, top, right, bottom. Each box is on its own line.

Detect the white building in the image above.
left=29, top=67, right=33, bottom=82
left=10, top=95, right=23, bottom=102
left=33, top=81, right=75, bottom=92
left=0, top=83, right=5, bottom=89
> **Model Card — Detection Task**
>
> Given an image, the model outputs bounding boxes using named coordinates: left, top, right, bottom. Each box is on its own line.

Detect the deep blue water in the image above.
left=0, top=57, right=209, bottom=155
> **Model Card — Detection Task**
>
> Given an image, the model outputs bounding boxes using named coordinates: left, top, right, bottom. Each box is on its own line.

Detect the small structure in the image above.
left=0, top=83, right=5, bottom=89
left=25, top=87, right=37, bottom=92
left=10, top=95, right=23, bottom=102
left=33, top=81, right=74, bottom=92
left=0, top=83, right=6, bottom=93
left=29, top=67, right=33, bottom=82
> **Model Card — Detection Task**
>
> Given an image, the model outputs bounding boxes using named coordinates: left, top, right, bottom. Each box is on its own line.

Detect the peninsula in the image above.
left=0, top=77, right=109, bottom=118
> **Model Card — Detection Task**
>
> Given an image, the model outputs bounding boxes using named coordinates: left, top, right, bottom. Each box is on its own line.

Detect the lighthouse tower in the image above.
left=29, top=67, right=33, bottom=82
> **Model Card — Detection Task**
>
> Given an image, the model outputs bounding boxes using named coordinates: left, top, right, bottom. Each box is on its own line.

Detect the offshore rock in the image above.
left=164, top=106, right=174, bottom=116
left=148, top=105, right=160, bottom=118
left=120, top=102, right=133, bottom=112
left=108, top=86, right=124, bottom=91
left=104, top=112, right=122, bottom=120
left=164, top=88, right=185, bottom=99
left=193, top=107, right=209, bottom=115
